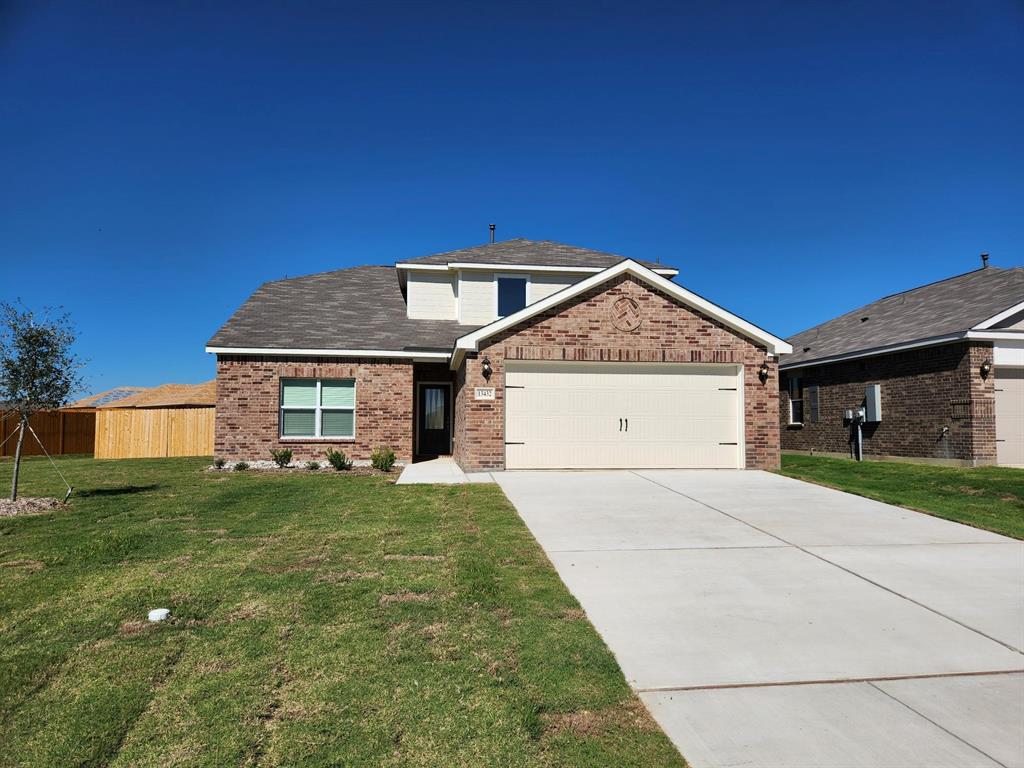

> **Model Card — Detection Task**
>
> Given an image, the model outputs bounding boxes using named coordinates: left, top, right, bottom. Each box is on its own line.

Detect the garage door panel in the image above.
left=995, top=368, right=1024, bottom=467
left=505, top=362, right=743, bottom=469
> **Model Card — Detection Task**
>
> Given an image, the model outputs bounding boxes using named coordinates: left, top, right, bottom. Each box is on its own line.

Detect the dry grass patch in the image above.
left=379, top=591, right=434, bottom=605
left=543, top=700, right=659, bottom=739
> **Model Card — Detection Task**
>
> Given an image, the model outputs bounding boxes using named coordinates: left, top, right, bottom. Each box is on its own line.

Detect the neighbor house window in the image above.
left=788, top=377, right=804, bottom=425
left=496, top=275, right=528, bottom=316
left=280, top=379, right=355, bottom=438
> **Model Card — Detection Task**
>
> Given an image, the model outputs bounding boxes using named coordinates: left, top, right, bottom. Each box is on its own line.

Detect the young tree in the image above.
left=0, top=302, right=84, bottom=501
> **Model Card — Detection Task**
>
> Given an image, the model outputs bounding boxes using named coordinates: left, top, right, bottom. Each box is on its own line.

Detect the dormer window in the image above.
left=496, top=275, right=528, bottom=317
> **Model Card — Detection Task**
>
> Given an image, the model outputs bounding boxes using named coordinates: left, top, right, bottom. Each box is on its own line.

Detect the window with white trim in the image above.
left=280, top=379, right=355, bottom=438
left=788, top=377, right=804, bottom=425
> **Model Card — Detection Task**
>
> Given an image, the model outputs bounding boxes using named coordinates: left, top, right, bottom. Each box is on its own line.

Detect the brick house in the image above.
left=208, top=239, right=791, bottom=470
left=779, top=265, right=1024, bottom=467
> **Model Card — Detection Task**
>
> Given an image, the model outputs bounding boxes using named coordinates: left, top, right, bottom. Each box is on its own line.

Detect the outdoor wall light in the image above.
left=481, top=356, right=493, bottom=380
left=980, top=359, right=992, bottom=379
left=758, top=361, right=770, bottom=383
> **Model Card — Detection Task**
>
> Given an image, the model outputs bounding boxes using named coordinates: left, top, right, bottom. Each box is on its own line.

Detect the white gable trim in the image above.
left=450, top=260, right=790, bottom=369
left=973, top=300, right=1024, bottom=330
left=206, top=346, right=449, bottom=361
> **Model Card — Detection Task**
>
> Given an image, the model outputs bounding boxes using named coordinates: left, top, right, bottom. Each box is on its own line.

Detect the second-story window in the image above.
left=497, top=275, right=528, bottom=316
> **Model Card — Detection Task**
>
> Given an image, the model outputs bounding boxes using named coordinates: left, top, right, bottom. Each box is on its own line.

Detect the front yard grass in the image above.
left=0, top=456, right=684, bottom=767
left=779, top=454, right=1024, bottom=539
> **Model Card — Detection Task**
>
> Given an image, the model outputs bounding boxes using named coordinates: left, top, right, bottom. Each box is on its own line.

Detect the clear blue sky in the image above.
left=2, top=1, right=1021, bottom=393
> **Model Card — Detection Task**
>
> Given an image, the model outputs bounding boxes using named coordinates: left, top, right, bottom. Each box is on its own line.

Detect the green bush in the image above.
left=324, top=448, right=352, bottom=471
left=370, top=446, right=396, bottom=472
left=270, top=448, right=293, bottom=468
left=234, top=461, right=249, bottom=471
left=305, top=460, right=320, bottom=471
left=213, top=457, right=226, bottom=469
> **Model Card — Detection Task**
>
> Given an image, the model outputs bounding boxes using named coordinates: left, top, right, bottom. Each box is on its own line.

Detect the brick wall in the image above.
left=778, top=341, right=996, bottom=464
left=453, top=273, right=780, bottom=471
left=215, top=355, right=414, bottom=463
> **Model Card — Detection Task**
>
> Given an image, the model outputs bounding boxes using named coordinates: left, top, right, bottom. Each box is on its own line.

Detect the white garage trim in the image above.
left=450, top=260, right=791, bottom=369
left=503, top=360, right=745, bottom=470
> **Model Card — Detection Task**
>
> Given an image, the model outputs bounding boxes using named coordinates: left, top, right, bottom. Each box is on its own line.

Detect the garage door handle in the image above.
left=619, top=418, right=623, bottom=432
left=625, top=418, right=628, bottom=432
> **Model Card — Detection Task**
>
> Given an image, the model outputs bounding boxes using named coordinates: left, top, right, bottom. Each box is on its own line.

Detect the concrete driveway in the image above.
left=494, top=470, right=1024, bottom=768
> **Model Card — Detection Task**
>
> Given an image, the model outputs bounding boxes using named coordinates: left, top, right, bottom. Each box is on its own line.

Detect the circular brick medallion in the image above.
left=610, top=296, right=642, bottom=332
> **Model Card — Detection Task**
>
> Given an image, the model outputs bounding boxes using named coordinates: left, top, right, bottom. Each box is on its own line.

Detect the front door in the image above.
left=417, top=384, right=451, bottom=457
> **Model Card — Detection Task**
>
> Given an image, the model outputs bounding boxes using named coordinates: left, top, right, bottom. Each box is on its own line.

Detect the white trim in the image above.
left=781, top=330, right=1024, bottom=370
left=207, top=346, right=450, bottom=360
left=450, top=259, right=790, bottom=369
left=494, top=272, right=530, bottom=319
left=279, top=377, right=356, bottom=440
left=414, top=381, right=453, bottom=456
left=396, top=261, right=679, bottom=277
left=972, top=300, right=1024, bottom=330
left=394, top=263, right=451, bottom=272
left=967, top=330, right=1024, bottom=342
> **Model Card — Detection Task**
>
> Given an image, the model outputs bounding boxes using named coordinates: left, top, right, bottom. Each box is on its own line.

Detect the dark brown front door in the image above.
left=417, top=384, right=451, bottom=456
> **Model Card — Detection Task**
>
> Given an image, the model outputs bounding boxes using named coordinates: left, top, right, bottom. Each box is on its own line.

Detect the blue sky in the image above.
left=2, top=1, right=1021, bottom=393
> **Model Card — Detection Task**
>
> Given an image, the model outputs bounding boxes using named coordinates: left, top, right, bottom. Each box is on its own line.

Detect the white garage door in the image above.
left=995, top=368, right=1024, bottom=467
left=504, top=361, right=744, bottom=469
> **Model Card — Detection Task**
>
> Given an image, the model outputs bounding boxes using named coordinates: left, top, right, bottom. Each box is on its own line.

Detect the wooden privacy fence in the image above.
left=95, top=407, right=214, bottom=459
left=1, top=410, right=96, bottom=457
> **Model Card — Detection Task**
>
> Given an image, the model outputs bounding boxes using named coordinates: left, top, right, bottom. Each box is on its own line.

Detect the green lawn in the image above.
left=779, top=454, right=1024, bottom=539
left=0, top=456, right=684, bottom=767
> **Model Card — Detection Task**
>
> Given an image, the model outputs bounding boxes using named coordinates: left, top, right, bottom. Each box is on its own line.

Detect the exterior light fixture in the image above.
left=481, top=356, right=493, bottom=380
left=980, top=359, right=992, bottom=379
left=758, top=361, right=770, bottom=383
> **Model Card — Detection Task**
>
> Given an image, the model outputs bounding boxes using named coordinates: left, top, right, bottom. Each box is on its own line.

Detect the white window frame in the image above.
left=279, top=378, right=356, bottom=440
left=788, top=376, right=804, bottom=426
left=494, top=272, right=531, bottom=319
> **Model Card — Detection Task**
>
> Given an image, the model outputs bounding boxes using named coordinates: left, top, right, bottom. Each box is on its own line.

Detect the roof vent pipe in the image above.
left=981, top=253, right=990, bottom=268
left=489, top=223, right=496, bottom=243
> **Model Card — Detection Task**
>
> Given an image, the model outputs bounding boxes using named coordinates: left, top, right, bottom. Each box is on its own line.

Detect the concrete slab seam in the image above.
left=630, top=471, right=1024, bottom=656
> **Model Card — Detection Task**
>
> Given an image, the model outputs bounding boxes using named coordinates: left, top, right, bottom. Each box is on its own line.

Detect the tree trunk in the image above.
left=10, top=415, right=27, bottom=502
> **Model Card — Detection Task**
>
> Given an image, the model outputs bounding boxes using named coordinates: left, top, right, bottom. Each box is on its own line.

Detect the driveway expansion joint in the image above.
left=633, top=668, right=1024, bottom=694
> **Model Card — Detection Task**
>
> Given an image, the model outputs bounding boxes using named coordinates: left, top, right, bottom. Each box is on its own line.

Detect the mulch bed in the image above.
left=0, top=497, right=63, bottom=517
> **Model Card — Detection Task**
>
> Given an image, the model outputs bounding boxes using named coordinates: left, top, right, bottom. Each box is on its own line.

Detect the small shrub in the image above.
left=370, top=446, right=396, bottom=472
left=213, top=457, right=226, bottom=469
left=270, top=448, right=293, bottom=468
left=305, top=460, right=320, bottom=471
left=234, top=461, right=249, bottom=471
left=325, top=448, right=352, bottom=471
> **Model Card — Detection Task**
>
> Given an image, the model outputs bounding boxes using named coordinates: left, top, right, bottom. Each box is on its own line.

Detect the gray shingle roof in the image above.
left=208, top=266, right=479, bottom=351
left=399, top=238, right=673, bottom=271
left=783, top=266, right=1024, bottom=368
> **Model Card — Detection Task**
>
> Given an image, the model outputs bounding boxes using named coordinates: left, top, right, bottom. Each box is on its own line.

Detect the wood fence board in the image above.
left=94, top=407, right=214, bottom=459
left=0, top=410, right=96, bottom=457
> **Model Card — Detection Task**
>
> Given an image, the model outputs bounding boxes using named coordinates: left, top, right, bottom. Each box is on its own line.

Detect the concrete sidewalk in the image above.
left=494, top=469, right=1024, bottom=768
left=396, top=457, right=494, bottom=485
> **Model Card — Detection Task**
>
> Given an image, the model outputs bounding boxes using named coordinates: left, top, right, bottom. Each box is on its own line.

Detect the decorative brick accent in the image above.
left=453, top=274, right=780, bottom=471
left=779, top=341, right=997, bottom=465
left=215, top=356, right=413, bottom=462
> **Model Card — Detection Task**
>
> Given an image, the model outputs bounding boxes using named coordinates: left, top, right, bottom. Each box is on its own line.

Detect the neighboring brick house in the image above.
left=208, top=239, right=791, bottom=470
left=779, top=265, right=1024, bottom=467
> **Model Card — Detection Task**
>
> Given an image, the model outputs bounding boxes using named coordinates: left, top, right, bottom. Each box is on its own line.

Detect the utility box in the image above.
left=865, top=384, right=882, bottom=422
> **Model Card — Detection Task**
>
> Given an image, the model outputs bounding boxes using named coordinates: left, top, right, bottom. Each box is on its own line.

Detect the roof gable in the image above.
left=452, top=260, right=790, bottom=367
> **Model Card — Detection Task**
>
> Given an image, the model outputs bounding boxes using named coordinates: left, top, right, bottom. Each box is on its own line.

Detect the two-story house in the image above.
left=207, top=238, right=790, bottom=470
